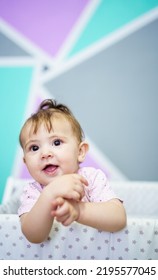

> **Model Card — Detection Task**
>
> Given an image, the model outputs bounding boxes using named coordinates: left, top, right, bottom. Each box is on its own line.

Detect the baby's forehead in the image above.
left=27, top=115, right=73, bottom=134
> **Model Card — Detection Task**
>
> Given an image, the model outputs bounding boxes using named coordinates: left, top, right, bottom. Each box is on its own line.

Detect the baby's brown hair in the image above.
left=19, top=99, right=84, bottom=148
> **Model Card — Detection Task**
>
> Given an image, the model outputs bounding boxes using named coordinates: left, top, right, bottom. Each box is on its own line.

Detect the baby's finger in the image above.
left=51, top=200, right=58, bottom=211
left=79, top=175, right=89, bottom=186
left=51, top=197, right=64, bottom=208
left=55, top=201, right=69, bottom=217
left=56, top=213, right=69, bottom=224
left=61, top=215, right=74, bottom=226
left=51, top=197, right=65, bottom=217
left=71, top=190, right=83, bottom=201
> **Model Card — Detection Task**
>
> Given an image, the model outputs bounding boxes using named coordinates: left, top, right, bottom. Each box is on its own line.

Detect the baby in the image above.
left=18, top=99, right=126, bottom=243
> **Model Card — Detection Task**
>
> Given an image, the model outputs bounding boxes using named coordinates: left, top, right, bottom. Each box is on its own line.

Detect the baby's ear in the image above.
left=78, top=141, right=89, bottom=163
left=23, top=157, right=26, bottom=164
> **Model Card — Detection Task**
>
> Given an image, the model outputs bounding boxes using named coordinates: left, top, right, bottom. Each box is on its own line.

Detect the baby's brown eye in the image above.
left=53, top=139, right=61, bottom=146
left=31, top=145, right=39, bottom=151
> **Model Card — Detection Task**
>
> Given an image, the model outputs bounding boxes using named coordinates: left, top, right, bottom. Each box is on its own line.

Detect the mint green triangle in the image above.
left=69, top=0, right=158, bottom=57
left=0, top=66, right=33, bottom=202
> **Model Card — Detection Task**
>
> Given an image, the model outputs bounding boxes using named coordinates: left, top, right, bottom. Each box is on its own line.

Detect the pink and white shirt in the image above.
left=18, top=167, right=119, bottom=216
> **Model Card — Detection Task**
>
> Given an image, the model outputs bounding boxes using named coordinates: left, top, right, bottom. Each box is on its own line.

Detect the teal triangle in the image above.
left=69, top=0, right=158, bottom=57
left=0, top=65, right=33, bottom=202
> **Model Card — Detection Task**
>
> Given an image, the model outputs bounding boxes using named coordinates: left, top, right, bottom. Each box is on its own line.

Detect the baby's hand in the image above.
left=51, top=197, right=80, bottom=226
left=46, top=174, right=88, bottom=201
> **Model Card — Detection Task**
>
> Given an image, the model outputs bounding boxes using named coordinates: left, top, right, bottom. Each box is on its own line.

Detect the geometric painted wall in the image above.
left=0, top=0, right=158, bottom=202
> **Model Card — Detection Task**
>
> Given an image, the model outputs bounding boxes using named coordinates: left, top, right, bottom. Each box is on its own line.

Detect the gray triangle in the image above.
left=44, top=19, right=158, bottom=181
left=0, top=32, right=31, bottom=56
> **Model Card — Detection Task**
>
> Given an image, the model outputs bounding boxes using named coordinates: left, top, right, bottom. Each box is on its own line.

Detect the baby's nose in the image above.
left=41, top=148, right=53, bottom=159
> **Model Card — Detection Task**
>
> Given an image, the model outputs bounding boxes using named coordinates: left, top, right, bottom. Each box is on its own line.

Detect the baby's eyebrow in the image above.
left=48, top=134, right=66, bottom=139
left=24, top=139, right=39, bottom=149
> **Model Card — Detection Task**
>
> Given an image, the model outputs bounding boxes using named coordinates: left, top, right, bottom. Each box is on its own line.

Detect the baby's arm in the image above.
left=74, top=168, right=127, bottom=232
left=20, top=174, right=88, bottom=243
left=50, top=197, right=126, bottom=233
left=20, top=191, right=54, bottom=243
left=77, top=199, right=126, bottom=232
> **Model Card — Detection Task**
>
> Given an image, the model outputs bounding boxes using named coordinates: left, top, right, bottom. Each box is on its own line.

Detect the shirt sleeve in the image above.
left=18, top=182, right=41, bottom=216
left=79, top=167, right=120, bottom=202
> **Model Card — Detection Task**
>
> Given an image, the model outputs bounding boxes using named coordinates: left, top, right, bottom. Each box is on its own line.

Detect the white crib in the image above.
left=0, top=178, right=158, bottom=260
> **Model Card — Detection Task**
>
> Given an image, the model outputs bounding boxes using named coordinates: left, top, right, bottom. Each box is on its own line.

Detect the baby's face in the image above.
left=21, top=118, right=83, bottom=186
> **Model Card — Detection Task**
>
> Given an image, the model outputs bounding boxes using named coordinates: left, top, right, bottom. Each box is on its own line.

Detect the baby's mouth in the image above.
left=43, top=164, right=58, bottom=174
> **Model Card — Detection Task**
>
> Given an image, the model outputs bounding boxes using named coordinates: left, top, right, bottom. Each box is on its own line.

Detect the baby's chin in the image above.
left=38, top=173, right=61, bottom=186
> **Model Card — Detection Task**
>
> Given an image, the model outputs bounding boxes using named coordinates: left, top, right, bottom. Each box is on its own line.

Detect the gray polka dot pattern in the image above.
left=0, top=214, right=158, bottom=260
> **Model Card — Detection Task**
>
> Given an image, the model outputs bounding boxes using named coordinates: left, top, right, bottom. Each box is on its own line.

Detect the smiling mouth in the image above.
left=43, top=164, right=58, bottom=174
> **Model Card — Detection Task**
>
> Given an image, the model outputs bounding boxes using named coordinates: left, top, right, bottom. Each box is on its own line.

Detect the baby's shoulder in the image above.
left=79, top=167, right=106, bottom=183
left=79, top=166, right=96, bottom=175
left=23, top=181, right=42, bottom=193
